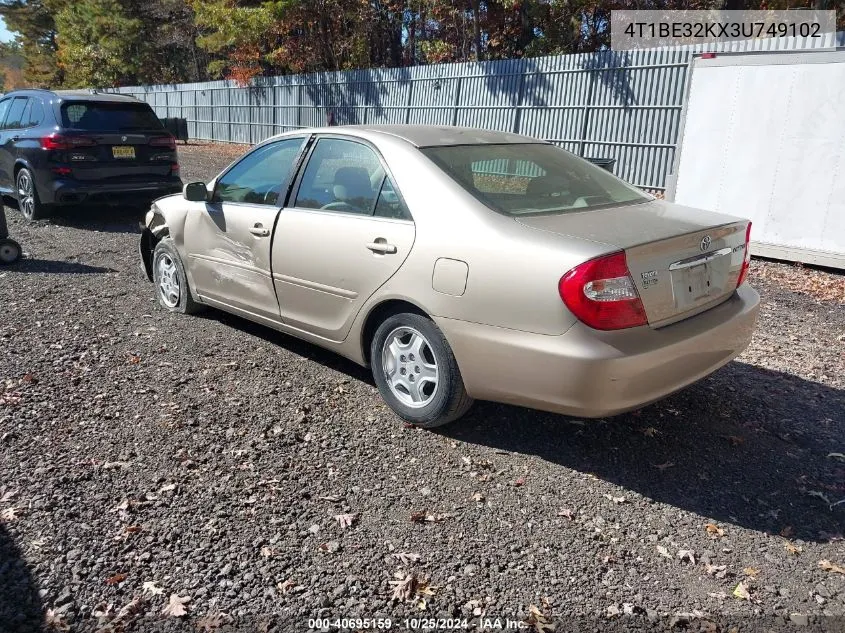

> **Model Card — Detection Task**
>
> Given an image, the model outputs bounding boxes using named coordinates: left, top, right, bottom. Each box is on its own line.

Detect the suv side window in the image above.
left=24, top=99, right=44, bottom=128
left=293, top=138, right=383, bottom=215
left=214, top=138, right=304, bottom=205
left=4, top=98, right=29, bottom=130
left=0, top=99, right=11, bottom=128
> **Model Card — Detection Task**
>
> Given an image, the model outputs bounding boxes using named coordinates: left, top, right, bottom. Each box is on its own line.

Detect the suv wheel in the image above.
left=16, top=168, right=48, bottom=222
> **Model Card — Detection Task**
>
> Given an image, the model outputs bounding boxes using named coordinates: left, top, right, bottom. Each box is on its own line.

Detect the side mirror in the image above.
left=183, top=181, right=208, bottom=202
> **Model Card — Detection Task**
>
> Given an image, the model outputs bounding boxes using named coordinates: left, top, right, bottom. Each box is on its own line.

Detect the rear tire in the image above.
left=371, top=312, right=473, bottom=428
left=0, top=238, right=21, bottom=265
left=16, top=168, right=49, bottom=222
left=152, top=238, right=202, bottom=314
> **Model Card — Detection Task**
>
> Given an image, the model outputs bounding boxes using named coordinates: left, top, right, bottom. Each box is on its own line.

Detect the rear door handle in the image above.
left=249, top=224, right=270, bottom=237
left=366, top=241, right=397, bottom=254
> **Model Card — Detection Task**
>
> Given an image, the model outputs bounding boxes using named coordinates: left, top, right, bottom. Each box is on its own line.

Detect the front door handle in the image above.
left=366, top=241, right=397, bottom=255
left=249, top=224, right=270, bottom=237
left=11, top=136, right=19, bottom=142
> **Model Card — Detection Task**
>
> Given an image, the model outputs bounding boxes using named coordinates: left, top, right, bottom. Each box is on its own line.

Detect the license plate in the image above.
left=112, top=146, right=135, bottom=159
left=687, top=263, right=711, bottom=299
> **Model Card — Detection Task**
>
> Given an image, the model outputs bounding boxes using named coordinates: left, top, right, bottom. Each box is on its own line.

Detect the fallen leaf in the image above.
left=708, top=592, right=727, bottom=600
left=743, top=567, right=760, bottom=578
left=334, top=513, right=356, bottom=529
left=114, top=596, right=145, bottom=622
left=142, top=581, right=164, bottom=596
left=514, top=477, right=526, bottom=487
left=260, top=546, right=275, bottom=558
left=819, top=559, right=845, bottom=574
left=196, top=611, right=233, bottom=632
left=44, top=608, right=70, bottom=631
left=640, top=427, right=660, bottom=437
left=317, top=541, right=340, bottom=553
left=678, top=549, right=696, bottom=565
left=657, top=545, right=672, bottom=559
left=780, top=525, right=795, bottom=538
left=526, top=604, right=556, bottom=632
left=389, top=574, right=417, bottom=602
left=733, top=582, right=751, bottom=601
left=393, top=552, right=422, bottom=565
left=410, top=510, right=427, bottom=523
left=158, top=483, right=177, bottom=494
left=278, top=579, right=302, bottom=594
left=558, top=508, right=574, bottom=520
left=705, top=523, right=725, bottom=538
left=161, top=594, right=191, bottom=618
left=784, top=541, right=802, bottom=556
left=603, top=494, right=626, bottom=504
left=105, top=573, right=127, bottom=585
left=705, top=563, right=727, bottom=579
left=22, top=373, right=38, bottom=384
left=472, top=492, right=485, bottom=502
left=652, top=462, right=675, bottom=471
left=129, top=354, right=141, bottom=364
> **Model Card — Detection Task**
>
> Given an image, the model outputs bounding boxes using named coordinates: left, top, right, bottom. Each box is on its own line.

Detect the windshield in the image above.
left=61, top=102, right=163, bottom=131
left=420, top=143, right=649, bottom=215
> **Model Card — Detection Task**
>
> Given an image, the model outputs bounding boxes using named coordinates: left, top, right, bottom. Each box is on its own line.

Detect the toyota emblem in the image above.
left=700, top=235, right=712, bottom=251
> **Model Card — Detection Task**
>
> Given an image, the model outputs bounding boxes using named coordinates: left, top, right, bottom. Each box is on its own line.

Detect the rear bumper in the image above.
left=436, top=284, right=760, bottom=418
left=43, top=177, right=183, bottom=205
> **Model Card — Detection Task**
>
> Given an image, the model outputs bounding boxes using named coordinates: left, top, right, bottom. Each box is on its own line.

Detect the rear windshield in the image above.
left=60, top=102, right=163, bottom=131
left=420, top=143, right=649, bottom=216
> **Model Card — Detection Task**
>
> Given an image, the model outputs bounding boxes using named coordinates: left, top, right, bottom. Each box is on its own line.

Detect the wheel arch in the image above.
left=360, top=298, right=430, bottom=366
left=139, top=211, right=171, bottom=281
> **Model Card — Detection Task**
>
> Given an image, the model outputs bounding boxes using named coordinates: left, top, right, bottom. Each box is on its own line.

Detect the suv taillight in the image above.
left=150, top=135, right=176, bottom=150
left=736, top=222, right=752, bottom=287
left=559, top=251, right=648, bottom=331
left=41, top=133, right=97, bottom=151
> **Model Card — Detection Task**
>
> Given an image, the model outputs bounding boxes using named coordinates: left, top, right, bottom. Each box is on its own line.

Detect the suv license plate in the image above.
left=113, top=146, right=135, bottom=159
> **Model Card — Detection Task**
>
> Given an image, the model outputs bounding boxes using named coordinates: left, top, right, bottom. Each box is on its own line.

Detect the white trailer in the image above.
left=667, top=50, right=845, bottom=269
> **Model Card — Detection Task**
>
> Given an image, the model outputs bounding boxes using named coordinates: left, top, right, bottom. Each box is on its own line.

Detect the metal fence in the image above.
left=115, top=32, right=843, bottom=192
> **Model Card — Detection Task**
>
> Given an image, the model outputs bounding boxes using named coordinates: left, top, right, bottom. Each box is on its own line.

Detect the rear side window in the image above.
left=25, top=100, right=44, bottom=127
left=61, top=102, right=163, bottom=131
left=0, top=99, right=11, bottom=127
left=4, top=98, right=28, bottom=130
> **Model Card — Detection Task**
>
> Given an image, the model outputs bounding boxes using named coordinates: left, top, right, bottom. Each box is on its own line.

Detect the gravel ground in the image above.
left=1, top=142, right=844, bottom=633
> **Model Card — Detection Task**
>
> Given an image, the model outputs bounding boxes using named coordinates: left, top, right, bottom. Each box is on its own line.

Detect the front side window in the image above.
left=61, top=102, right=163, bottom=131
left=214, top=138, right=304, bottom=205
left=294, top=138, right=383, bottom=215
left=421, top=143, right=649, bottom=216
left=4, top=98, right=29, bottom=130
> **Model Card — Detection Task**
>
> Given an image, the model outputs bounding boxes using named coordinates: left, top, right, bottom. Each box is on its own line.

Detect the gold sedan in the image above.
left=140, top=125, right=759, bottom=427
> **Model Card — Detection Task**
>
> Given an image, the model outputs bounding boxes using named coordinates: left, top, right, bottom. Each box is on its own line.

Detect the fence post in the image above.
left=209, top=88, right=215, bottom=142
left=297, top=82, right=303, bottom=129
left=404, top=75, right=414, bottom=125
left=452, top=72, right=463, bottom=127
left=577, top=65, right=598, bottom=157
left=512, top=61, right=527, bottom=134
left=272, top=83, right=277, bottom=136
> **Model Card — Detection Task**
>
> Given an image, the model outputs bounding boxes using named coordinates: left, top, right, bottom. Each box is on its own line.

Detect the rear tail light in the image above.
left=736, top=221, right=752, bottom=287
left=171, top=162, right=180, bottom=174
left=51, top=167, right=72, bottom=176
left=41, top=133, right=96, bottom=150
left=559, top=251, right=648, bottom=331
left=150, top=135, right=176, bottom=150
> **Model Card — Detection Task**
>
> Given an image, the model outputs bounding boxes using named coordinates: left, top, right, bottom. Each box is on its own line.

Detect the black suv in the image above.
left=0, top=89, right=182, bottom=222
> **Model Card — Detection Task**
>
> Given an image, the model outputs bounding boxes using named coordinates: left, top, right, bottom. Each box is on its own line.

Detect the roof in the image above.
left=51, top=90, right=143, bottom=103
left=331, top=125, right=546, bottom=148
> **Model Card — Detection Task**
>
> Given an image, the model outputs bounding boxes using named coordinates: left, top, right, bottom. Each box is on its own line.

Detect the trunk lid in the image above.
left=516, top=200, right=749, bottom=327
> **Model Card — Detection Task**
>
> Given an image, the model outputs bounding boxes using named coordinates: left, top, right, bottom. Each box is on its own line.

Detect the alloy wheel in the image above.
left=381, top=326, right=439, bottom=408
left=156, top=254, right=181, bottom=308
left=17, top=171, right=35, bottom=221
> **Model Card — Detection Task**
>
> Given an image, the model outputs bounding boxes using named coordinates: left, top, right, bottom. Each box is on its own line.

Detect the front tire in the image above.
left=16, top=168, right=49, bottom=222
left=152, top=238, right=202, bottom=314
left=371, top=312, right=473, bottom=428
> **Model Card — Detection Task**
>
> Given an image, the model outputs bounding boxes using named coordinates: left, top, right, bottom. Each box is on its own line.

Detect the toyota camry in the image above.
left=139, top=125, right=759, bottom=427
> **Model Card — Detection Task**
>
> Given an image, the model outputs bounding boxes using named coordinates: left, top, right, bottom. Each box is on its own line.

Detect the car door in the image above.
left=182, top=136, right=307, bottom=321
left=272, top=136, right=416, bottom=342
left=0, top=97, right=27, bottom=192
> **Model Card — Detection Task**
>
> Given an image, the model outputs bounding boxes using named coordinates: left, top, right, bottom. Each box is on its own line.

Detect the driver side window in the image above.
left=214, top=138, right=303, bottom=205
left=293, top=138, right=382, bottom=215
